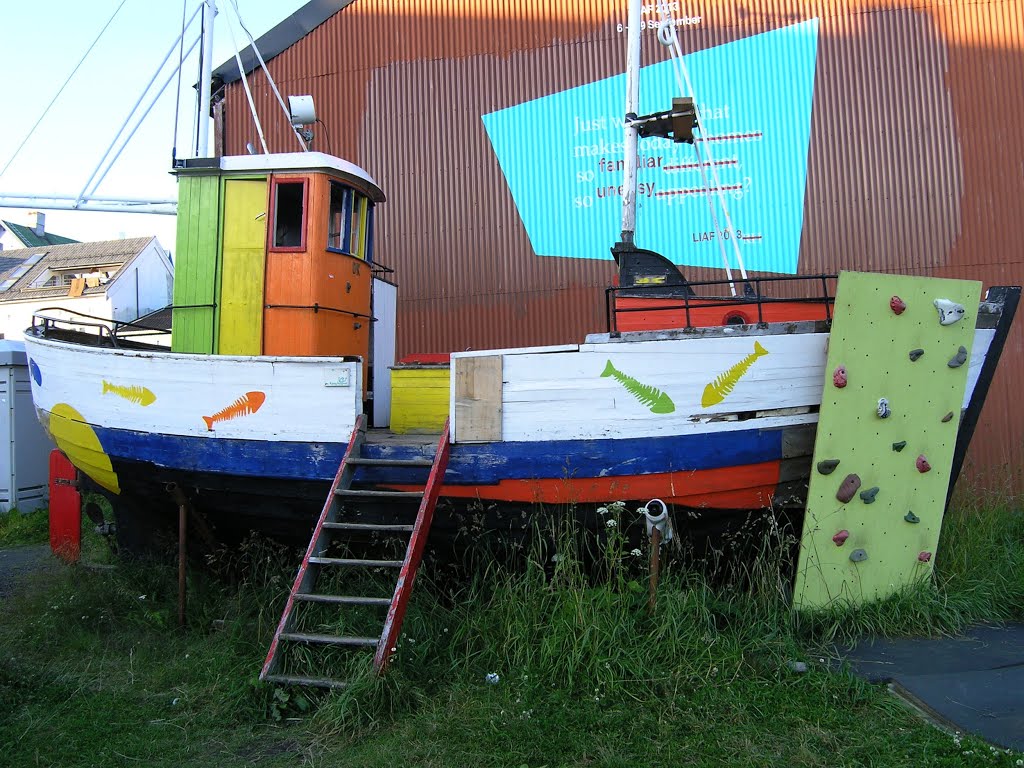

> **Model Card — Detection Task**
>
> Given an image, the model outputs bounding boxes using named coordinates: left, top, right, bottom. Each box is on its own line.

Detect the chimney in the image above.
left=30, top=211, right=45, bottom=237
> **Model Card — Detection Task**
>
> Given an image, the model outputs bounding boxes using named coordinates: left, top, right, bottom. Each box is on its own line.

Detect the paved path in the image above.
left=838, top=624, right=1024, bottom=751
left=0, top=545, right=53, bottom=599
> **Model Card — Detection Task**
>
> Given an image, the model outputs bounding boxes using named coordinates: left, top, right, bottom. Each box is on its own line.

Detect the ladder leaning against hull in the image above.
left=260, top=414, right=451, bottom=688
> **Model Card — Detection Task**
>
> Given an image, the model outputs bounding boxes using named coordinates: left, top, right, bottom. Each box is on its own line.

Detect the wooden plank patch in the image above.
left=454, top=355, right=502, bottom=442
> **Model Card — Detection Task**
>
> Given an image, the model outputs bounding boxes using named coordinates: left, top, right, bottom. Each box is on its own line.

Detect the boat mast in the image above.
left=197, top=0, right=218, bottom=157
left=619, top=0, right=643, bottom=245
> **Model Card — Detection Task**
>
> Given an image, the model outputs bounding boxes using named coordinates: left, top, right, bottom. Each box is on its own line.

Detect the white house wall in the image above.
left=106, top=239, right=173, bottom=321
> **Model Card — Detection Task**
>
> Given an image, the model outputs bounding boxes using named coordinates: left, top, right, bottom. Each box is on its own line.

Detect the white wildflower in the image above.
left=630, top=548, right=642, bottom=556
left=485, top=672, right=500, bottom=684
left=597, top=506, right=609, bottom=516
left=606, top=519, right=617, bottom=528
left=138, top=595, right=147, bottom=601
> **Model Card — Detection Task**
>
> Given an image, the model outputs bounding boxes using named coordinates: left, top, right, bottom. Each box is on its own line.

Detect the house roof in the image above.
left=0, top=237, right=155, bottom=304
left=1, top=220, right=79, bottom=248
left=211, top=0, right=355, bottom=87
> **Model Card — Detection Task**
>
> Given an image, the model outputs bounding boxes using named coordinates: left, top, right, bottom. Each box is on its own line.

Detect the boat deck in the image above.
left=365, top=428, right=442, bottom=448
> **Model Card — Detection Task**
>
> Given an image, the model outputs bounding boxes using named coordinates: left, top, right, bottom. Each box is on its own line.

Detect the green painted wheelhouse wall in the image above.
left=171, top=174, right=222, bottom=353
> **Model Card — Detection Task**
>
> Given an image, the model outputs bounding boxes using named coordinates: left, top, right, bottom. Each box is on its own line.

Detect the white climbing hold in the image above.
left=934, top=298, right=966, bottom=325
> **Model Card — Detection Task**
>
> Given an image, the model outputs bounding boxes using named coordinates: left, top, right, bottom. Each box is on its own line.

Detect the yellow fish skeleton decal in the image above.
left=102, top=380, right=156, bottom=406
left=701, top=341, right=769, bottom=407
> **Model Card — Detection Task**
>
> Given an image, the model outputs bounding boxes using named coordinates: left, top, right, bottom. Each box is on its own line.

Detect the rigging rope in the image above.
left=0, top=0, right=129, bottom=179
left=223, top=5, right=269, bottom=154
left=227, top=0, right=310, bottom=152
left=171, top=0, right=189, bottom=164
left=657, top=3, right=749, bottom=284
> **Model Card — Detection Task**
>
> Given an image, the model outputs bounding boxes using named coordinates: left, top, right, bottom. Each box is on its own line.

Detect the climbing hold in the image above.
left=948, top=346, right=968, bottom=368
left=877, top=398, right=891, bottom=419
left=817, top=459, right=841, bottom=475
left=918, top=551, right=932, bottom=563
left=909, top=349, right=924, bottom=362
left=934, top=299, right=966, bottom=326
left=942, top=411, right=955, bottom=423
left=833, top=366, right=848, bottom=388
left=916, top=455, right=931, bottom=473
left=832, top=529, right=850, bottom=546
left=892, top=441, right=907, bottom=452
left=836, top=473, right=862, bottom=503
left=904, top=511, right=920, bottom=524
left=849, top=549, right=868, bottom=563
left=890, top=295, right=907, bottom=315
left=859, top=487, right=880, bottom=504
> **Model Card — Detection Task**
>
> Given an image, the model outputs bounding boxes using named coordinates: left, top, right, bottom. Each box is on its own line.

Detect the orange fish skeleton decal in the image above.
left=202, top=391, right=266, bottom=431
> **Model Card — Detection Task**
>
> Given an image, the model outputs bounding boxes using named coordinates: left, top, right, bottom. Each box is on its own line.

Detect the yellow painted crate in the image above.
left=390, top=364, right=450, bottom=433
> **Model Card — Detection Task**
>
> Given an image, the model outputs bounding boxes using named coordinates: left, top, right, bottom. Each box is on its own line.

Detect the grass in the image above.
left=0, top=498, right=1022, bottom=767
left=0, top=506, right=50, bottom=548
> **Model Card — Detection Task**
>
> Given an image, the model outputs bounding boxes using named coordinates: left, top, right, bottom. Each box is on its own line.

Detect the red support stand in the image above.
left=48, top=450, right=80, bottom=563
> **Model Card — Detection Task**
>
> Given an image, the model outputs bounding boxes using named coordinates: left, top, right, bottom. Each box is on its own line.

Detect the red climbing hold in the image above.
left=918, top=551, right=932, bottom=563
left=916, top=455, right=931, bottom=473
left=836, top=473, right=861, bottom=503
left=833, top=366, right=848, bottom=388
left=832, top=530, right=850, bottom=546
left=890, top=296, right=907, bottom=315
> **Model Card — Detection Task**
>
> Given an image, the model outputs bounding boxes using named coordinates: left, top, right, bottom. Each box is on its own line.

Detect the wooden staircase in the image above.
left=260, top=415, right=451, bottom=688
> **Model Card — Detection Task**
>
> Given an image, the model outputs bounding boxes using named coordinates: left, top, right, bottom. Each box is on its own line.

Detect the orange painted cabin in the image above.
left=263, top=171, right=377, bottom=362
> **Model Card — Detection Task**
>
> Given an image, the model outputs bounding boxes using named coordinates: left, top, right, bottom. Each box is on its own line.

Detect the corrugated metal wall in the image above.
left=220, top=0, right=1024, bottom=494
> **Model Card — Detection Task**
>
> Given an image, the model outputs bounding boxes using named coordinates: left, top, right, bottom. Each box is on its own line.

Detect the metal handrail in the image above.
left=605, top=273, right=838, bottom=333
left=31, top=306, right=172, bottom=347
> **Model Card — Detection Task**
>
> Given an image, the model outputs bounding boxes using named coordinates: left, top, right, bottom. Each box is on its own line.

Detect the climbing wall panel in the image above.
left=793, top=272, right=981, bottom=610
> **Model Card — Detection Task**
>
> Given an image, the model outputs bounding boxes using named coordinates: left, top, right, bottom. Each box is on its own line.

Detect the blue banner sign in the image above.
left=482, top=19, right=819, bottom=274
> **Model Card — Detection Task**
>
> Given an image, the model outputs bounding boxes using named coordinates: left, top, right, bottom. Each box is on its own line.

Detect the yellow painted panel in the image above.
left=356, top=196, right=368, bottom=260
left=391, top=366, right=450, bottom=433
left=219, top=179, right=268, bottom=355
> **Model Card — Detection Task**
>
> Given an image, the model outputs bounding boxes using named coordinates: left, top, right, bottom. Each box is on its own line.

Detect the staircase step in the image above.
left=347, top=458, right=434, bottom=468
left=323, top=521, right=415, bottom=533
left=309, top=556, right=404, bottom=568
left=336, top=489, right=424, bottom=499
left=280, top=632, right=379, bottom=647
left=294, top=593, right=392, bottom=606
left=263, top=673, right=349, bottom=690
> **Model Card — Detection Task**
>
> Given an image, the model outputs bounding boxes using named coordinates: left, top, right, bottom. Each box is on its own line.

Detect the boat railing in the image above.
left=605, top=273, right=839, bottom=333
left=30, top=307, right=172, bottom=349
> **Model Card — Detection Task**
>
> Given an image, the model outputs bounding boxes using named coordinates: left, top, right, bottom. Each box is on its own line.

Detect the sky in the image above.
left=0, top=0, right=308, bottom=254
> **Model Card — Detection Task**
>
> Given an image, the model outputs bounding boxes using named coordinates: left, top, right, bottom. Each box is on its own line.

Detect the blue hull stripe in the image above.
left=93, top=426, right=785, bottom=484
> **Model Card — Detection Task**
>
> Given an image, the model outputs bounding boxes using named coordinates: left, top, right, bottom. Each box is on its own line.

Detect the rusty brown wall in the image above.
left=221, top=0, right=1024, bottom=494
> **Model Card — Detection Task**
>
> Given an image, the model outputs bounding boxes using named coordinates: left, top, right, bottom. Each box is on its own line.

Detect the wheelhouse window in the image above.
left=271, top=177, right=307, bottom=250
left=327, top=181, right=374, bottom=260
left=328, top=182, right=352, bottom=252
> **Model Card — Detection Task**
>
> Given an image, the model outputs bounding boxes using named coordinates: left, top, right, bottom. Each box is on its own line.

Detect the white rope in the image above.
left=224, top=5, right=268, bottom=154
left=0, top=0, right=129, bottom=179
left=227, top=0, right=309, bottom=152
left=657, top=4, right=749, bottom=283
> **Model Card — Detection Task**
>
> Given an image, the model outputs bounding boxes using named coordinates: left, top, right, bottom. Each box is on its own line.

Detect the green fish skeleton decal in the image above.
left=701, top=341, right=769, bottom=407
left=601, top=360, right=675, bottom=414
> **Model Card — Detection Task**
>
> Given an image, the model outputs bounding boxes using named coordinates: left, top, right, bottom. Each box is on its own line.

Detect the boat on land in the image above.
left=20, top=0, right=1019, bottom=552
left=19, top=0, right=1021, bottom=687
